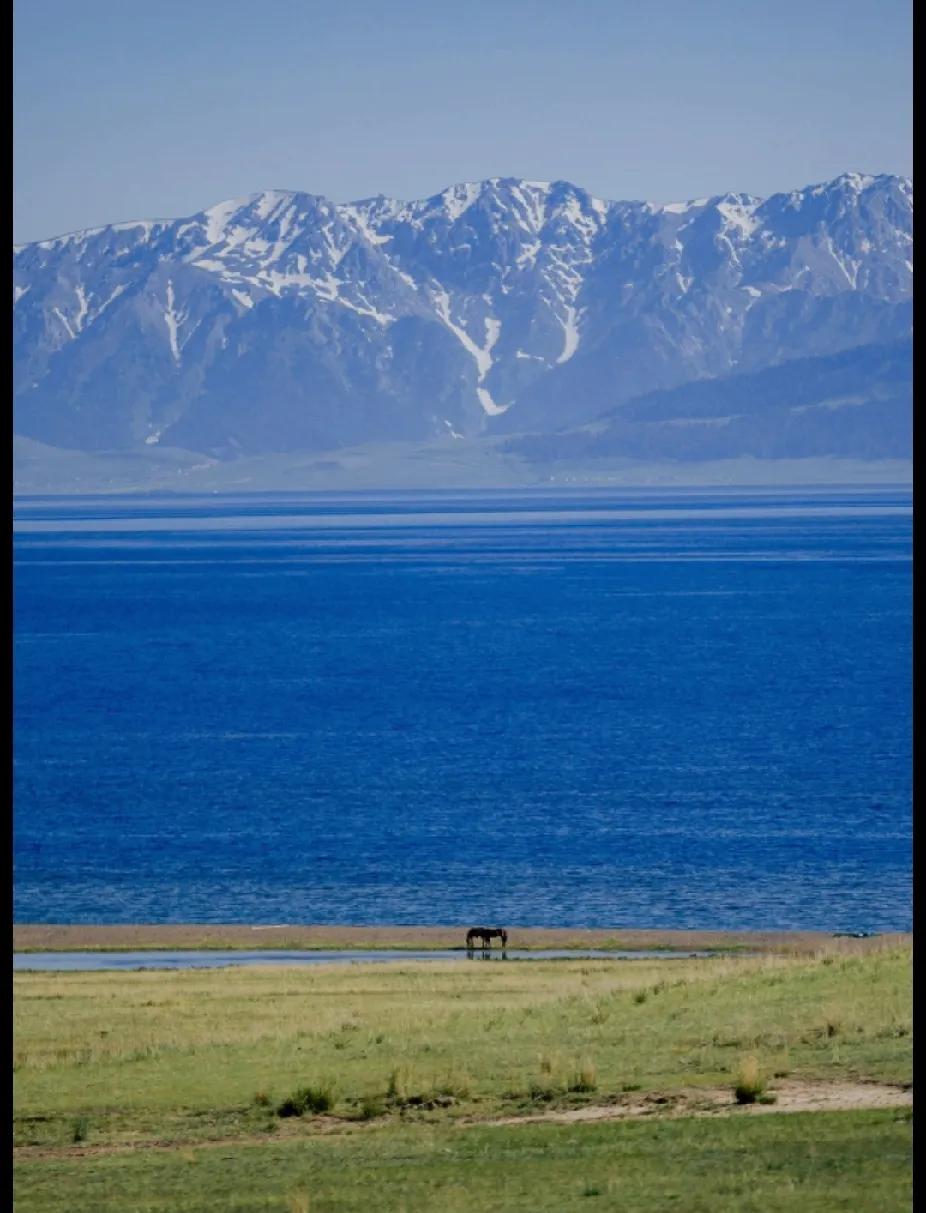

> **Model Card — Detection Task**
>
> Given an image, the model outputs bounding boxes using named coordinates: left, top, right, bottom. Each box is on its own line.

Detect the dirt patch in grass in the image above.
left=489, top=1080, right=913, bottom=1126
left=14, top=1082, right=911, bottom=1163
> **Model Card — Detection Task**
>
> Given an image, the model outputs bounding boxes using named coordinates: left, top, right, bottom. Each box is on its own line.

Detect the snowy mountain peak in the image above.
left=13, top=172, right=912, bottom=458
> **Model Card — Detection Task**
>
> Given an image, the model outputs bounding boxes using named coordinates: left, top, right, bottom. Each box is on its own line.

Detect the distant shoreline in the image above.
left=13, top=924, right=908, bottom=955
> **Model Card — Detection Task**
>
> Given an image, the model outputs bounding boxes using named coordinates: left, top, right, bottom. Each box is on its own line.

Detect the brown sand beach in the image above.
left=13, top=922, right=908, bottom=954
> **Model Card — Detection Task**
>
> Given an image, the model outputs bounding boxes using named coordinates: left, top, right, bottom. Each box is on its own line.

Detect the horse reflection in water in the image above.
left=466, top=927, right=508, bottom=960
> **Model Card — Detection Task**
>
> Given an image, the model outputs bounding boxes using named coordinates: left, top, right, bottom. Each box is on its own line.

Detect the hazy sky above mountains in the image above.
left=14, top=0, right=911, bottom=244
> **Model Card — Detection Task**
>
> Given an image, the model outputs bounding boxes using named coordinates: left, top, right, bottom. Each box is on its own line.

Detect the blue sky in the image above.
left=14, top=0, right=911, bottom=243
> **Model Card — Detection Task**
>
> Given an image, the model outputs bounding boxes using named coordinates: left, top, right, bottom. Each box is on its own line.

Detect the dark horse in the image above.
left=466, top=927, right=508, bottom=950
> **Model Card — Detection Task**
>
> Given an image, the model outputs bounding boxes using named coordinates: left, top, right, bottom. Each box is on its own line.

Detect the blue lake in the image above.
left=13, top=487, right=912, bottom=931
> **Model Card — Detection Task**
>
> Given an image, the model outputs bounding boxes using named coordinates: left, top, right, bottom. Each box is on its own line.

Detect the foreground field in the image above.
left=14, top=939, right=912, bottom=1210
left=14, top=1111, right=913, bottom=1213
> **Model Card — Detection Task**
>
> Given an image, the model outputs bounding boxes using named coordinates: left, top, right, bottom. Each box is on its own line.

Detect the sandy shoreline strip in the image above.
left=13, top=924, right=909, bottom=954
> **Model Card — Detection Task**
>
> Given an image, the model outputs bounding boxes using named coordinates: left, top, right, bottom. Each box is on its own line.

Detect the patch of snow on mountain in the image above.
left=111, top=219, right=160, bottom=238
left=320, top=220, right=351, bottom=268
left=717, top=200, right=760, bottom=238
left=96, top=284, right=127, bottom=318
left=590, top=196, right=610, bottom=223
left=203, top=199, right=246, bottom=246
left=339, top=204, right=393, bottom=245
left=74, top=285, right=89, bottom=333
left=53, top=308, right=75, bottom=340
left=659, top=199, right=709, bottom=215
left=164, top=280, right=184, bottom=363
left=441, top=182, right=482, bottom=223
left=511, top=182, right=549, bottom=234
left=516, top=240, right=541, bottom=268
left=253, top=190, right=295, bottom=222
left=341, top=292, right=393, bottom=326
left=556, top=305, right=582, bottom=363
left=823, top=234, right=860, bottom=288
left=838, top=172, right=876, bottom=193
left=476, top=387, right=505, bottom=414
left=432, top=289, right=506, bottom=413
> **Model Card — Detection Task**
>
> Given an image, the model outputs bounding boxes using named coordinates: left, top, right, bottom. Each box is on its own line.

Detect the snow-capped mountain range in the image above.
left=13, top=172, right=912, bottom=460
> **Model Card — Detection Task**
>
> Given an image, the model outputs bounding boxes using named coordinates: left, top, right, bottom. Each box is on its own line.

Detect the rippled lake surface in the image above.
left=13, top=487, right=912, bottom=931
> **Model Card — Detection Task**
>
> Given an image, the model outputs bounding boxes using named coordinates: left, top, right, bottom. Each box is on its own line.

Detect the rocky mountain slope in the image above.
left=13, top=172, right=912, bottom=461
left=507, top=338, right=912, bottom=464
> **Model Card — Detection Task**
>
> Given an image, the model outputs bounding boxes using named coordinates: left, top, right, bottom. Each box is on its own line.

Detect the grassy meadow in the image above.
left=13, top=939, right=912, bottom=1211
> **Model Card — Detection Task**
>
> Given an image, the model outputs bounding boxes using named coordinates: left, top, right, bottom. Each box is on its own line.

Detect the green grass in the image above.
left=13, top=943, right=912, bottom=1210
left=13, top=1110, right=913, bottom=1212
left=14, top=945, right=911, bottom=1150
